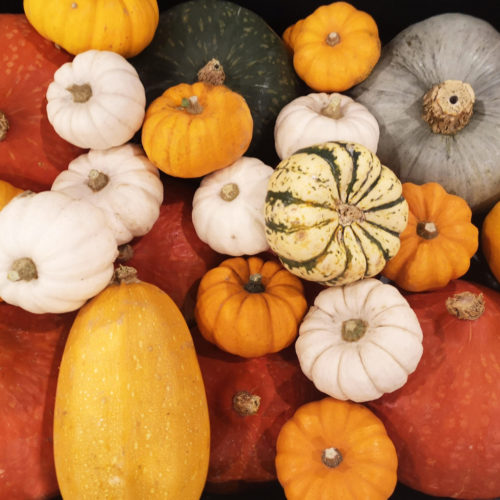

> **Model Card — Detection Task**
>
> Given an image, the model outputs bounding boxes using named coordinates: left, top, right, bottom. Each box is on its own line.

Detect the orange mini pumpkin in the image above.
left=481, top=201, right=500, bottom=284
left=282, top=18, right=304, bottom=52
left=382, top=182, right=478, bottom=292
left=0, top=179, right=23, bottom=210
left=141, top=81, right=253, bottom=178
left=291, top=1, right=380, bottom=92
left=194, top=256, right=307, bottom=358
left=275, top=397, right=398, bottom=500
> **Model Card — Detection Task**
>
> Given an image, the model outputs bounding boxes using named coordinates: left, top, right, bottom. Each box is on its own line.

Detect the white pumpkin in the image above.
left=274, top=92, right=379, bottom=159
left=0, top=191, right=118, bottom=314
left=46, top=50, right=146, bottom=150
left=192, top=156, right=273, bottom=256
left=51, top=144, right=164, bottom=245
left=295, top=278, right=423, bottom=403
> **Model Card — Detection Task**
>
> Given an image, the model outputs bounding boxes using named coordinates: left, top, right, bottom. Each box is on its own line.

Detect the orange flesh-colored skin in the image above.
left=275, top=397, right=398, bottom=500
left=382, top=182, right=478, bottom=292
left=282, top=18, right=305, bottom=51
left=0, top=179, right=23, bottom=210
left=23, top=0, right=159, bottom=57
left=195, top=256, right=307, bottom=358
left=481, top=200, right=500, bottom=283
left=292, top=2, right=381, bottom=92
left=141, top=82, right=253, bottom=178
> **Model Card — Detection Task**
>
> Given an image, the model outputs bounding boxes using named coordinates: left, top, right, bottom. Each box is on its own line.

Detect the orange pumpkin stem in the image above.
left=66, top=83, right=93, bottom=103
left=197, top=58, right=226, bottom=86
left=341, top=318, right=367, bottom=342
left=87, top=169, right=109, bottom=192
left=7, top=257, right=38, bottom=282
left=179, top=96, right=203, bottom=114
left=321, top=447, right=343, bottom=468
left=244, top=273, right=265, bottom=293
left=0, top=110, right=9, bottom=141
left=232, top=390, right=261, bottom=416
left=422, top=80, right=475, bottom=135
left=220, top=182, right=240, bottom=202
left=326, top=32, right=341, bottom=47
left=445, top=291, right=485, bottom=320
left=113, top=265, right=140, bottom=284
left=416, top=221, right=439, bottom=239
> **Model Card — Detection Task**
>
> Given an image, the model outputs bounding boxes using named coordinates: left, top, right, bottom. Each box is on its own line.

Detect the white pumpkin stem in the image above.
left=445, top=291, right=485, bottom=320
left=244, top=273, right=265, bottom=294
left=416, top=221, right=439, bottom=239
left=66, top=83, right=93, bottom=103
left=179, top=96, right=203, bottom=114
left=232, top=390, right=261, bottom=416
left=321, top=447, right=343, bottom=468
left=326, top=32, right=341, bottom=47
left=7, top=257, right=38, bottom=282
left=220, top=182, right=240, bottom=201
left=197, top=58, right=226, bottom=85
left=422, top=80, right=475, bottom=135
left=113, top=265, right=140, bottom=284
left=88, top=169, right=109, bottom=192
left=321, top=94, right=343, bottom=119
left=341, top=318, right=368, bottom=342
left=0, top=110, right=9, bottom=141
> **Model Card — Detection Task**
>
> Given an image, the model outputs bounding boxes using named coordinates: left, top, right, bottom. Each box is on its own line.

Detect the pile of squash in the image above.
left=1, top=1, right=500, bottom=499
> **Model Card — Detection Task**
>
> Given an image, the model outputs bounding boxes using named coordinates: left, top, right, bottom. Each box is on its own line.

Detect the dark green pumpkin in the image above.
left=130, top=0, right=305, bottom=165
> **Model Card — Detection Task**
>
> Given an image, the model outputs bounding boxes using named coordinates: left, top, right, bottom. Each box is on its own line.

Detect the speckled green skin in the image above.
left=130, top=0, right=305, bottom=164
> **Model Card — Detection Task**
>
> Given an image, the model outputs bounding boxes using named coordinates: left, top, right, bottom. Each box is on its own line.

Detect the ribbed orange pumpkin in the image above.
left=141, top=81, right=253, bottom=178
left=0, top=179, right=23, bottom=211
left=195, top=256, right=307, bottom=358
left=382, top=182, right=478, bottom=291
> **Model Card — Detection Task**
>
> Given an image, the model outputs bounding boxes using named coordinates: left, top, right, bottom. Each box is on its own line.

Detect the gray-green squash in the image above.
left=130, top=0, right=305, bottom=164
left=350, top=13, right=500, bottom=213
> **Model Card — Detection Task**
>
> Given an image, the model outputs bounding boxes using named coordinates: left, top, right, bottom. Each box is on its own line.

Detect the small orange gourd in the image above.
left=382, top=182, right=478, bottom=291
left=195, top=256, right=307, bottom=358
left=275, top=397, right=398, bottom=500
left=53, top=267, right=210, bottom=499
left=481, top=201, right=500, bottom=284
left=0, top=179, right=23, bottom=210
left=291, top=1, right=381, bottom=92
left=282, top=18, right=304, bottom=51
left=141, top=81, right=253, bottom=178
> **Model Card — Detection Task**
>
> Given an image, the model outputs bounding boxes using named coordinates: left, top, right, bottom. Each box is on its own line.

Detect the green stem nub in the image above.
left=88, top=169, right=109, bottom=191
left=341, top=318, right=368, bottom=342
left=7, top=257, right=38, bottom=282
left=244, top=273, right=265, bottom=294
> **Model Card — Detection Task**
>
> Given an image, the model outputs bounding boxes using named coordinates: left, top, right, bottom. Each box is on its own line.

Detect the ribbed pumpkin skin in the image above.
left=53, top=278, right=210, bottom=499
left=23, top=0, right=159, bottom=57
left=130, top=0, right=304, bottom=163
left=265, top=141, right=408, bottom=285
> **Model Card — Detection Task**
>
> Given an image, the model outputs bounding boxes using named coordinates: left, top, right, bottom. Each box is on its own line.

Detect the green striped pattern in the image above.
left=265, top=142, right=408, bottom=286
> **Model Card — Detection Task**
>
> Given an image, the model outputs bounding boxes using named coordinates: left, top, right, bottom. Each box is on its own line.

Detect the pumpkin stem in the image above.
left=341, top=318, right=368, bottom=342
left=416, top=221, right=439, bottom=239
left=321, top=94, right=343, bottom=119
left=7, top=257, right=38, bottom=282
left=322, top=447, right=343, bottom=468
left=113, top=265, right=140, bottom=284
left=337, top=202, right=365, bottom=226
left=117, top=243, right=134, bottom=262
left=0, top=110, right=9, bottom=142
left=66, top=83, right=93, bottom=103
left=325, top=32, right=341, bottom=47
left=445, top=291, right=485, bottom=320
left=197, top=58, right=226, bottom=86
left=232, top=390, right=261, bottom=416
left=220, top=182, right=240, bottom=202
left=179, top=96, right=203, bottom=114
left=422, top=80, right=475, bottom=135
left=244, top=273, right=265, bottom=293
left=88, top=169, right=109, bottom=192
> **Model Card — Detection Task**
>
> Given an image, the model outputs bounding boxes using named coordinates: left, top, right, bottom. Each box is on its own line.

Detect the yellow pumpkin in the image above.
left=0, top=179, right=23, bottom=210
left=291, top=1, right=381, bottom=92
left=482, top=201, right=500, bottom=284
left=53, top=267, right=210, bottom=499
left=141, top=81, right=253, bottom=178
left=23, top=0, right=159, bottom=58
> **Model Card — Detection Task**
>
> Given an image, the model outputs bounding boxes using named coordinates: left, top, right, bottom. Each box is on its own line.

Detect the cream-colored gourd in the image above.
left=274, top=92, right=379, bottom=159
left=192, top=156, right=273, bottom=256
left=46, top=50, right=146, bottom=150
left=0, top=191, right=118, bottom=314
left=51, top=144, right=164, bottom=245
left=296, top=278, right=423, bottom=402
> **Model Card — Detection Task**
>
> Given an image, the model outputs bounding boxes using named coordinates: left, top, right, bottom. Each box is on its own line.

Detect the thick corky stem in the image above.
left=197, top=58, right=226, bottom=85
left=113, top=265, right=140, bottom=284
left=321, top=94, right=343, bottom=119
left=7, top=257, right=38, bottom=282
left=322, top=447, right=343, bottom=468
left=0, top=111, right=9, bottom=141
left=445, top=291, right=485, bottom=320
left=220, top=182, right=240, bottom=201
left=88, top=169, right=109, bottom=191
left=67, top=83, right=93, bottom=103
left=416, top=221, right=439, bottom=239
left=341, top=318, right=368, bottom=342
left=232, top=390, right=261, bottom=416
left=326, top=32, right=341, bottom=47
left=422, top=80, right=475, bottom=135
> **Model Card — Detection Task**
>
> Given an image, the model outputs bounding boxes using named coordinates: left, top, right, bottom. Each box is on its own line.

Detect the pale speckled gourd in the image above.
left=350, top=13, right=500, bottom=213
left=265, top=141, right=408, bottom=286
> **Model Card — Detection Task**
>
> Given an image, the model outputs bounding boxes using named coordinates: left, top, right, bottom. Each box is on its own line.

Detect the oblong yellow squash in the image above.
left=53, top=268, right=210, bottom=499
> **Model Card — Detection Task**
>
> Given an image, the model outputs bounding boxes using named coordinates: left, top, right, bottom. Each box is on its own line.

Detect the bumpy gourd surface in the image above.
left=265, top=142, right=408, bottom=285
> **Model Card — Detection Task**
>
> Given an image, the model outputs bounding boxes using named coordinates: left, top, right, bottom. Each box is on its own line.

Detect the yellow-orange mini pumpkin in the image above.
left=282, top=18, right=304, bottom=52
left=141, top=81, right=253, bottom=178
left=292, top=1, right=381, bottom=92
left=481, top=201, right=500, bottom=284
left=23, top=0, right=159, bottom=58
left=53, top=267, right=210, bottom=499
left=275, top=397, right=398, bottom=500
left=195, top=256, right=307, bottom=358
left=382, top=182, right=478, bottom=292
left=0, top=179, right=23, bottom=210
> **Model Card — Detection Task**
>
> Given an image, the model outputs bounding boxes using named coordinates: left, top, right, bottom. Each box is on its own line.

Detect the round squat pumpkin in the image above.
left=368, top=280, right=500, bottom=499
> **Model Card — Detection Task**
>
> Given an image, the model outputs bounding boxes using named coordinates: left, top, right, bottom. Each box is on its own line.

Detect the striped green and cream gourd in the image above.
left=265, top=141, right=408, bottom=286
